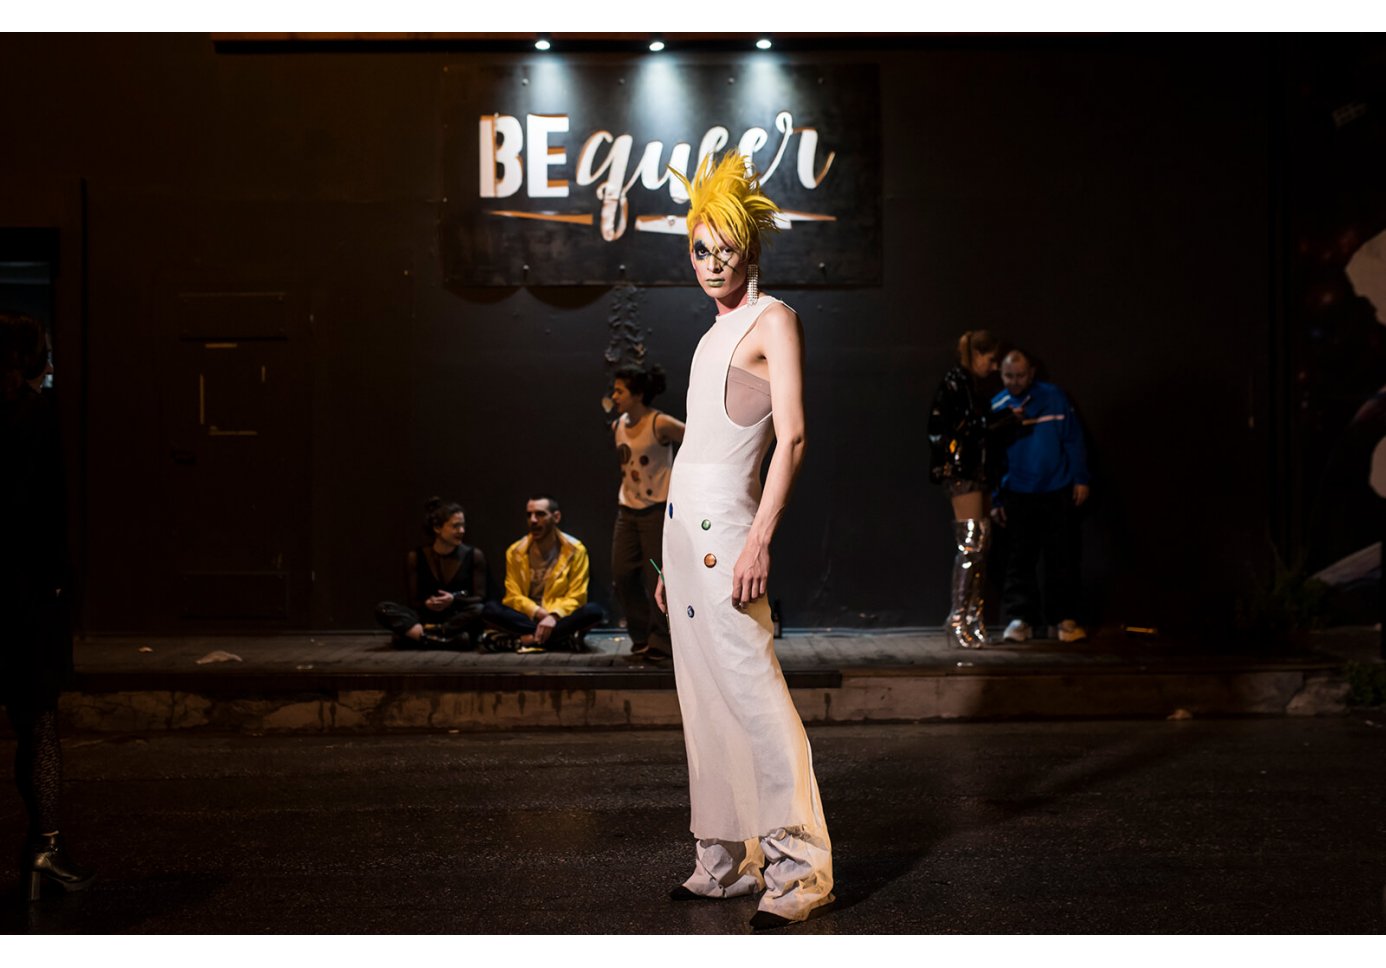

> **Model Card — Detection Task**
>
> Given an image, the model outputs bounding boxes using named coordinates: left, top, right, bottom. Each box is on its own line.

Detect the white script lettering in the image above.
left=476, top=112, right=836, bottom=238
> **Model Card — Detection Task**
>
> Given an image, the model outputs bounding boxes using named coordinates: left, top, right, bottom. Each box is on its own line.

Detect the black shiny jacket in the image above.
left=927, top=364, right=1013, bottom=486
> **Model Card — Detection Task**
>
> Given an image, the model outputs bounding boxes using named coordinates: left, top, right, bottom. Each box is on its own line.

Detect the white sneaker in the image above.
left=1056, top=619, right=1088, bottom=643
left=1002, top=620, right=1032, bottom=642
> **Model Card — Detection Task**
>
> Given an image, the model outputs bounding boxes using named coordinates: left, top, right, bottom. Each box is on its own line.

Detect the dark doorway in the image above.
left=161, top=288, right=313, bottom=626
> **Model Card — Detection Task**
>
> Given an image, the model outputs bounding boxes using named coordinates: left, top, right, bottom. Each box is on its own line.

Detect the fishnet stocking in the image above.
left=11, top=707, right=62, bottom=836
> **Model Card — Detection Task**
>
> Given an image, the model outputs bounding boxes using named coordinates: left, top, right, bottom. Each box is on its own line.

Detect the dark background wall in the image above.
left=0, top=35, right=1280, bottom=634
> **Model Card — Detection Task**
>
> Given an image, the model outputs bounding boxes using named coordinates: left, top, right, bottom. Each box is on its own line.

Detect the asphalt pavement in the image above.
left=2, top=717, right=1384, bottom=934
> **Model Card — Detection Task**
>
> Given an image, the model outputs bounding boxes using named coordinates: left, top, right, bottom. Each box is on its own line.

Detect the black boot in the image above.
left=24, top=832, right=95, bottom=901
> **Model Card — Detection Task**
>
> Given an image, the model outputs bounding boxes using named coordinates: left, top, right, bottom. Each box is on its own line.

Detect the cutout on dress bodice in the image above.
left=726, top=366, right=771, bottom=426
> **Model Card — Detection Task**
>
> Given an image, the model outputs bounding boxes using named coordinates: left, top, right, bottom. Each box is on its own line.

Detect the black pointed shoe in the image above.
left=749, top=910, right=793, bottom=930
left=25, top=832, right=95, bottom=901
left=750, top=898, right=837, bottom=930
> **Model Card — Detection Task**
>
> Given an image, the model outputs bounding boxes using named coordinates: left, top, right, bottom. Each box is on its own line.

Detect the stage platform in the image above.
left=49, top=626, right=1372, bottom=732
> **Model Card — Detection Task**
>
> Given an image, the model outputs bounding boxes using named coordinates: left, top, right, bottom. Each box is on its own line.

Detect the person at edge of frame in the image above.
left=0, top=311, right=96, bottom=902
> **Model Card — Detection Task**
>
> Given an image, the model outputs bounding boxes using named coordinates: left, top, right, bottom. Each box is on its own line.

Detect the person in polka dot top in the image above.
left=609, top=363, right=684, bottom=662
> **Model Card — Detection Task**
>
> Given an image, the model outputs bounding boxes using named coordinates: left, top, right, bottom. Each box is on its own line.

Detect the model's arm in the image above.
left=653, top=411, right=686, bottom=444
left=733, top=303, right=806, bottom=607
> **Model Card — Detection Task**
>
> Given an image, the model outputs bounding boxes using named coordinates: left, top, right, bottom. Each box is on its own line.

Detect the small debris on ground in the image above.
left=1167, top=708, right=1194, bottom=720
left=137, top=646, right=154, bottom=654
left=1122, top=624, right=1159, bottom=637
left=295, top=664, right=314, bottom=671
left=195, top=650, right=243, bottom=665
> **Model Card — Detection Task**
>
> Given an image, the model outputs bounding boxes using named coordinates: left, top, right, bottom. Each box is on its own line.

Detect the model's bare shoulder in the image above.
left=757, top=301, right=804, bottom=361
left=751, top=301, right=802, bottom=356
left=758, top=300, right=801, bottom=333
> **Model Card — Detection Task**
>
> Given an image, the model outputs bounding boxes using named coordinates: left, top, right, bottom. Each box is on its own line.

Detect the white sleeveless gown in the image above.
left=663, top=295, right=833, bottom=920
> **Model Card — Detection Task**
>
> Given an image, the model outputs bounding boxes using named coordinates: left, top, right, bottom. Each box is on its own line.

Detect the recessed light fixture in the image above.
left=649, top=37, right=665, bottom=52
left=535, top=35, right=552, bottom=51
left=755, top=38, right=772, bottom=50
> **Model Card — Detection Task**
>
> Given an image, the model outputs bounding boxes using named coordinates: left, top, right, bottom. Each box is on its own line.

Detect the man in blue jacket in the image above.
left=990, top=350, right=1090, bottom=643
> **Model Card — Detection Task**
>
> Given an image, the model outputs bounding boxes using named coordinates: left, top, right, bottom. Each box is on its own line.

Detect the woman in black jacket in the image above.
left=928, top=330, right=1014, bottom=648
left=1, top=312, right=94, bottom=900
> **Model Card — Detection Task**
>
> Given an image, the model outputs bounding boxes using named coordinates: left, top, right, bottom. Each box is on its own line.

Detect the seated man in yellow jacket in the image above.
left=481, top=494, right=605, bottom=652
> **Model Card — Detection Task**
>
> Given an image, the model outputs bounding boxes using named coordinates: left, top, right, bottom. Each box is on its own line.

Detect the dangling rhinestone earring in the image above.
left=747, top=263, right=760, bottom=305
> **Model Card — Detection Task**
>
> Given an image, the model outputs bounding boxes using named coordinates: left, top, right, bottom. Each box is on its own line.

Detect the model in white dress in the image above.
left=663, top=290, right=833, bottom=920
left=657, top=151, right=836, bottom=926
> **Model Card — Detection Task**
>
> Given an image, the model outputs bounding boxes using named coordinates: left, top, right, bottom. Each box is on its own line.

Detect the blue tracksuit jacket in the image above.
left=990, top=380, right=1089, bottom=495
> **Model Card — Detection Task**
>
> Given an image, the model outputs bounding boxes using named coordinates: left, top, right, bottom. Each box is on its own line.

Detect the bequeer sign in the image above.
left=439, top=61, right=882, bottom=286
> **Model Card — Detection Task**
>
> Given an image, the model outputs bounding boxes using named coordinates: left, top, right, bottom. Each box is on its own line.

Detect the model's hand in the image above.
left=732, top=541, right=770, bottom=609
left=534, top=612, right=558, bottom=644
left=654, top=577, right=667, bottom=615
left=990, top=505, right=1008, bottom=527
left=1073, top=484, right=1090, bottom=507
left=424, top=593, right=452, bottom=612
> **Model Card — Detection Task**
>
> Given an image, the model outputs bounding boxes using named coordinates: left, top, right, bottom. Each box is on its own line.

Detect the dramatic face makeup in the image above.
left=689, top=222, right=747, bottom=302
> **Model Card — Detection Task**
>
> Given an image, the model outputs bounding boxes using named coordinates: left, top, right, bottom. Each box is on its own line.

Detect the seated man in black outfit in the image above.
left=375, top=497, right=489, bottom=649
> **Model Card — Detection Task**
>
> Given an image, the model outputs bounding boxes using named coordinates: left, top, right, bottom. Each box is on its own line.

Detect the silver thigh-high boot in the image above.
left=946, top=519, right=987, bottom=648
left=963, top=517, right=991, bottom=645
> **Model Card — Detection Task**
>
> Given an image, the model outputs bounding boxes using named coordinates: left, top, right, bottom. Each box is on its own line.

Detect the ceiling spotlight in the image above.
left=535, top=35, right=551, bottom=51
left=755, top=38, right=772, bottom=50
left=649, top=37, right=665, bottom=52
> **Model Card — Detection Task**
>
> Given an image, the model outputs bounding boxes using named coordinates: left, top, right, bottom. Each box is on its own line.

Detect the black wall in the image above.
left=0, top=35, right=1278, bottom=634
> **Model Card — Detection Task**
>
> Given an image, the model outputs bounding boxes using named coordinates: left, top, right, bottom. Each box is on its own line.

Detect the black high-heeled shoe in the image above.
left=24, top=832, right=95, bottom=901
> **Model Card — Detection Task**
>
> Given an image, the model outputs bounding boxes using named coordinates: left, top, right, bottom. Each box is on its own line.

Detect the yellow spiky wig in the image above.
left=669, top=150, right=781, bottom=256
